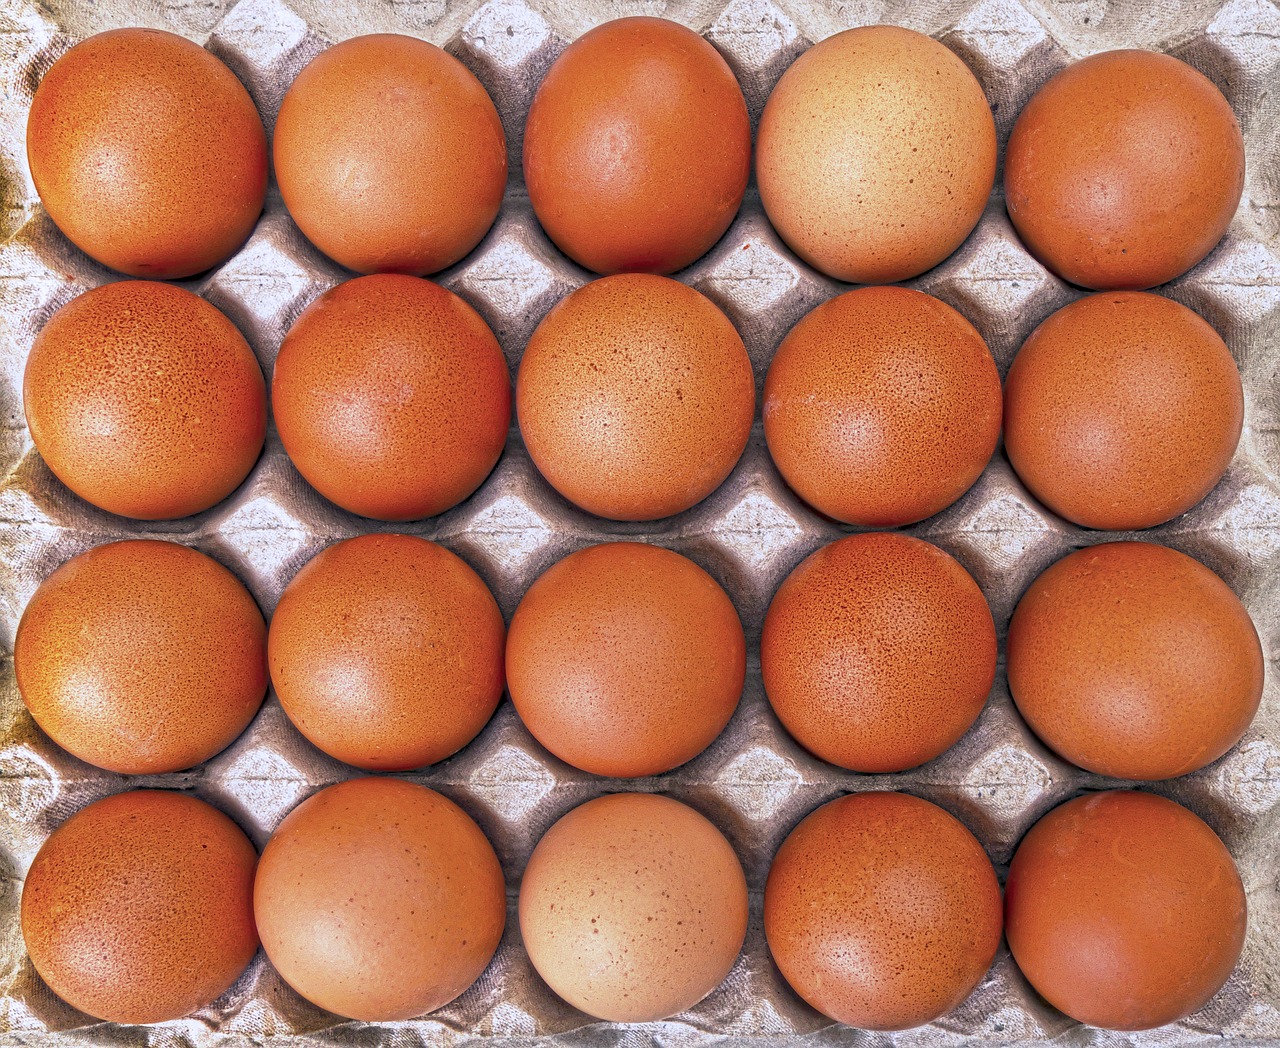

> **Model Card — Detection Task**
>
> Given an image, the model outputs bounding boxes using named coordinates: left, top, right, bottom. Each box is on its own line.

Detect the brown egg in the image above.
left=523, top=17, right=750, bottom=275
left=765, top=792, right=1001, bottom=1030
left=1005, top=50, right=1245, bottom=290
left=506, top=542, right=744, bottom=777
left=254, top=777, right=505, bottom=1021
left=269, top=534, right=505, bottom=771
left=1006, top=791, right=1246, bottom=1030
left=516, top=274, right=753, bottom=520
left=764, top=286, right=1001, bottom=527
left=274, top=34, right=506, bottom=275
left=1008, top=542, right=1263, bottom=781
left=272, top=274, right=510, bottom=520
left=762, top=532, right=996, bottom=772
left=22, top=790, right=258, bottom=1023
left=1004, top=292, right=1243, bottom=530
left=24, top=280, right=267, bottom=520
left=756, top=26, right=995, bottom=284
left=27, top=29, right=266, bottom=278
left=520, top=793, right=747, bottom=1022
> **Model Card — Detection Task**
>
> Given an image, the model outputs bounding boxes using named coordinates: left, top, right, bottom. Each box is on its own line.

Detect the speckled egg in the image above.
left=24, top=280, right=267, bottom=520
left=519, top=793, right=747, bottom=1022
left=22, top=790, right=258, bottom=1024
left=272, top=274, right=510, bottom=521
left=761, top=532, right=996, bottom=772
left=1003, top=292, right=1243, bottom=530
left=1006, top=791, right=1246, bottom=1030
left=506, top=542, right=744, bottom=777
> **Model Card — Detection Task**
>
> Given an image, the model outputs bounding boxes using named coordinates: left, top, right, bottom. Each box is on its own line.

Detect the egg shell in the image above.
left=26, top=28, right=266, bottom=279
left=272, top=274, right=510, bottom=521
left=763, top=286, right=1001, bottom=527
left=1004, top=50, right=1245, bottom=290
left=516, top=274, right=754, bottom=520
left=523, top=16, right=750, bottom=275
left=21, top=790, right=259, bottom=1024
left=519, top=793, right=747, bottom=1022
left=764, top=792, right=1002, bottom=1030
left=506, top=542, right=745, bottom=777
left=273, top=34, right=507, bottom=276
left=1003, top=291, right=1243, bottom=530
left=1005, top=790, right=1247, bottom=1030
left=761, top=532, right=996, bottom=772
left=24, top=280, right=267, bottom=520
left=254, top=777, right=506, bottom=1021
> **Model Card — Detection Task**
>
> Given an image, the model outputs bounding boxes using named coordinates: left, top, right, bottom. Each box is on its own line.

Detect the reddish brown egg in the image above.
left=274, top=34, right=506, bottom=275
left=1005, top=791, right=1247, bottom=1030
left=1003, top=292, right=1243, bottom=530
left=762, top=533, right=996, bottom=772
left=272, top=274, right=510, bottom=520
left=254, top=777, right=505, bottom=1021
left=22, top=790, right=259, bottom=1023
left=1005, top=50, right=1245, bottom=290
left=27, top=29, right=266, bottom=278
left=269, top=534, right=505, bottom=771
left=523, top=17, right=750, bottom=275
left=506, top=542, right=744, bottom=777
left=24, top=280, right=267, bottom=520
left=765, top=792, right=1002, bottom=1030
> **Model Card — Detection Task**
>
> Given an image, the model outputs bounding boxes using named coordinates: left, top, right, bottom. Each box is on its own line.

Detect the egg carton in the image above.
left=0, top=0, right=1278, bottom=1044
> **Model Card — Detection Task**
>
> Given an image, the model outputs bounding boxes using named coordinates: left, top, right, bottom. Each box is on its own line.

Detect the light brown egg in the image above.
left=24, top=280, right=267, bottom=520
left=523, top=17, right=750, bottom=275
left=765, top=792, right=1001, bottom=1030
left=27, top=29, right=266, bottom=278
left=274, top=34, right=506, bottom=275
left=762, top=532, right=996, bottom=772
left=1005, top=50, right=1245, bottom=290
left=1008, top=542, right=1263, bottom=780
left=272, top=274, right=510, bottom=520
left=763, top=286, right=1001, bottom=527
left=506, top=542, right=744, bottom=777
left=756, top=25, right=995, bottom=284
left=254, top=777, right=505, bottom=1021
left=1003, top=292, right=1243, bottom=530
left=22, top=790, right=258, bottom=1023
left=519, top=793, right=747, bottom=1022
left=1006, top=791, right=1246, bottom=1030
left=516, top=274, right=753, bottom=520
left=269, top=534, right=505, bottom=771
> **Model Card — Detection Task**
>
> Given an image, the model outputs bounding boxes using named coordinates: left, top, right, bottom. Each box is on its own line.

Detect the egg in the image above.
left=516, top=274, right=753, bottom=520
left=763, top=286, right=1001, bottom=527
left=273, top=34, right=506, bottom=275
left=24, top=280, right=267, bottom=520
left=765, top=792, right=1001, bottom=1030
left=1004, top=292, right=1243, bottom=530
left=269, top=534, right=505, bottom=771
left=15, top=540, right=267, bottom=775
left=26, top=29, right=266, bottom=278
left=254, top=777, right=505, bottom=1021
left=761, top=532, right=996, bottom=772
left=1005, top=791, right=1246, bottom=1030
left=506, top=542, right=744, bottom=777
left=756, top=26, right=995, bottom=284
left=21, top=790, right=258, bottom=1023
left=1005, top=50, right=1245, bottom=290
left=519, top=793, right=747, bottom=1022
left=272, top=274, right=510, bottom=520
left=1007, top=542, right=1263, bottom=780
left=523, top=17, right=750, bottom=275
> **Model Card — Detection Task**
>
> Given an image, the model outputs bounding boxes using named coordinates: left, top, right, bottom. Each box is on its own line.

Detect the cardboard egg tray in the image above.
left=0, top=0, right=1277, bottom=1043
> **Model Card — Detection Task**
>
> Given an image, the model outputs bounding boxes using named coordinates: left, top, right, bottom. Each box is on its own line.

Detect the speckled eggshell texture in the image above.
left=1005, top=790, right=1247, bottom=1030
left=519, top=793, right=748, bottom=1022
